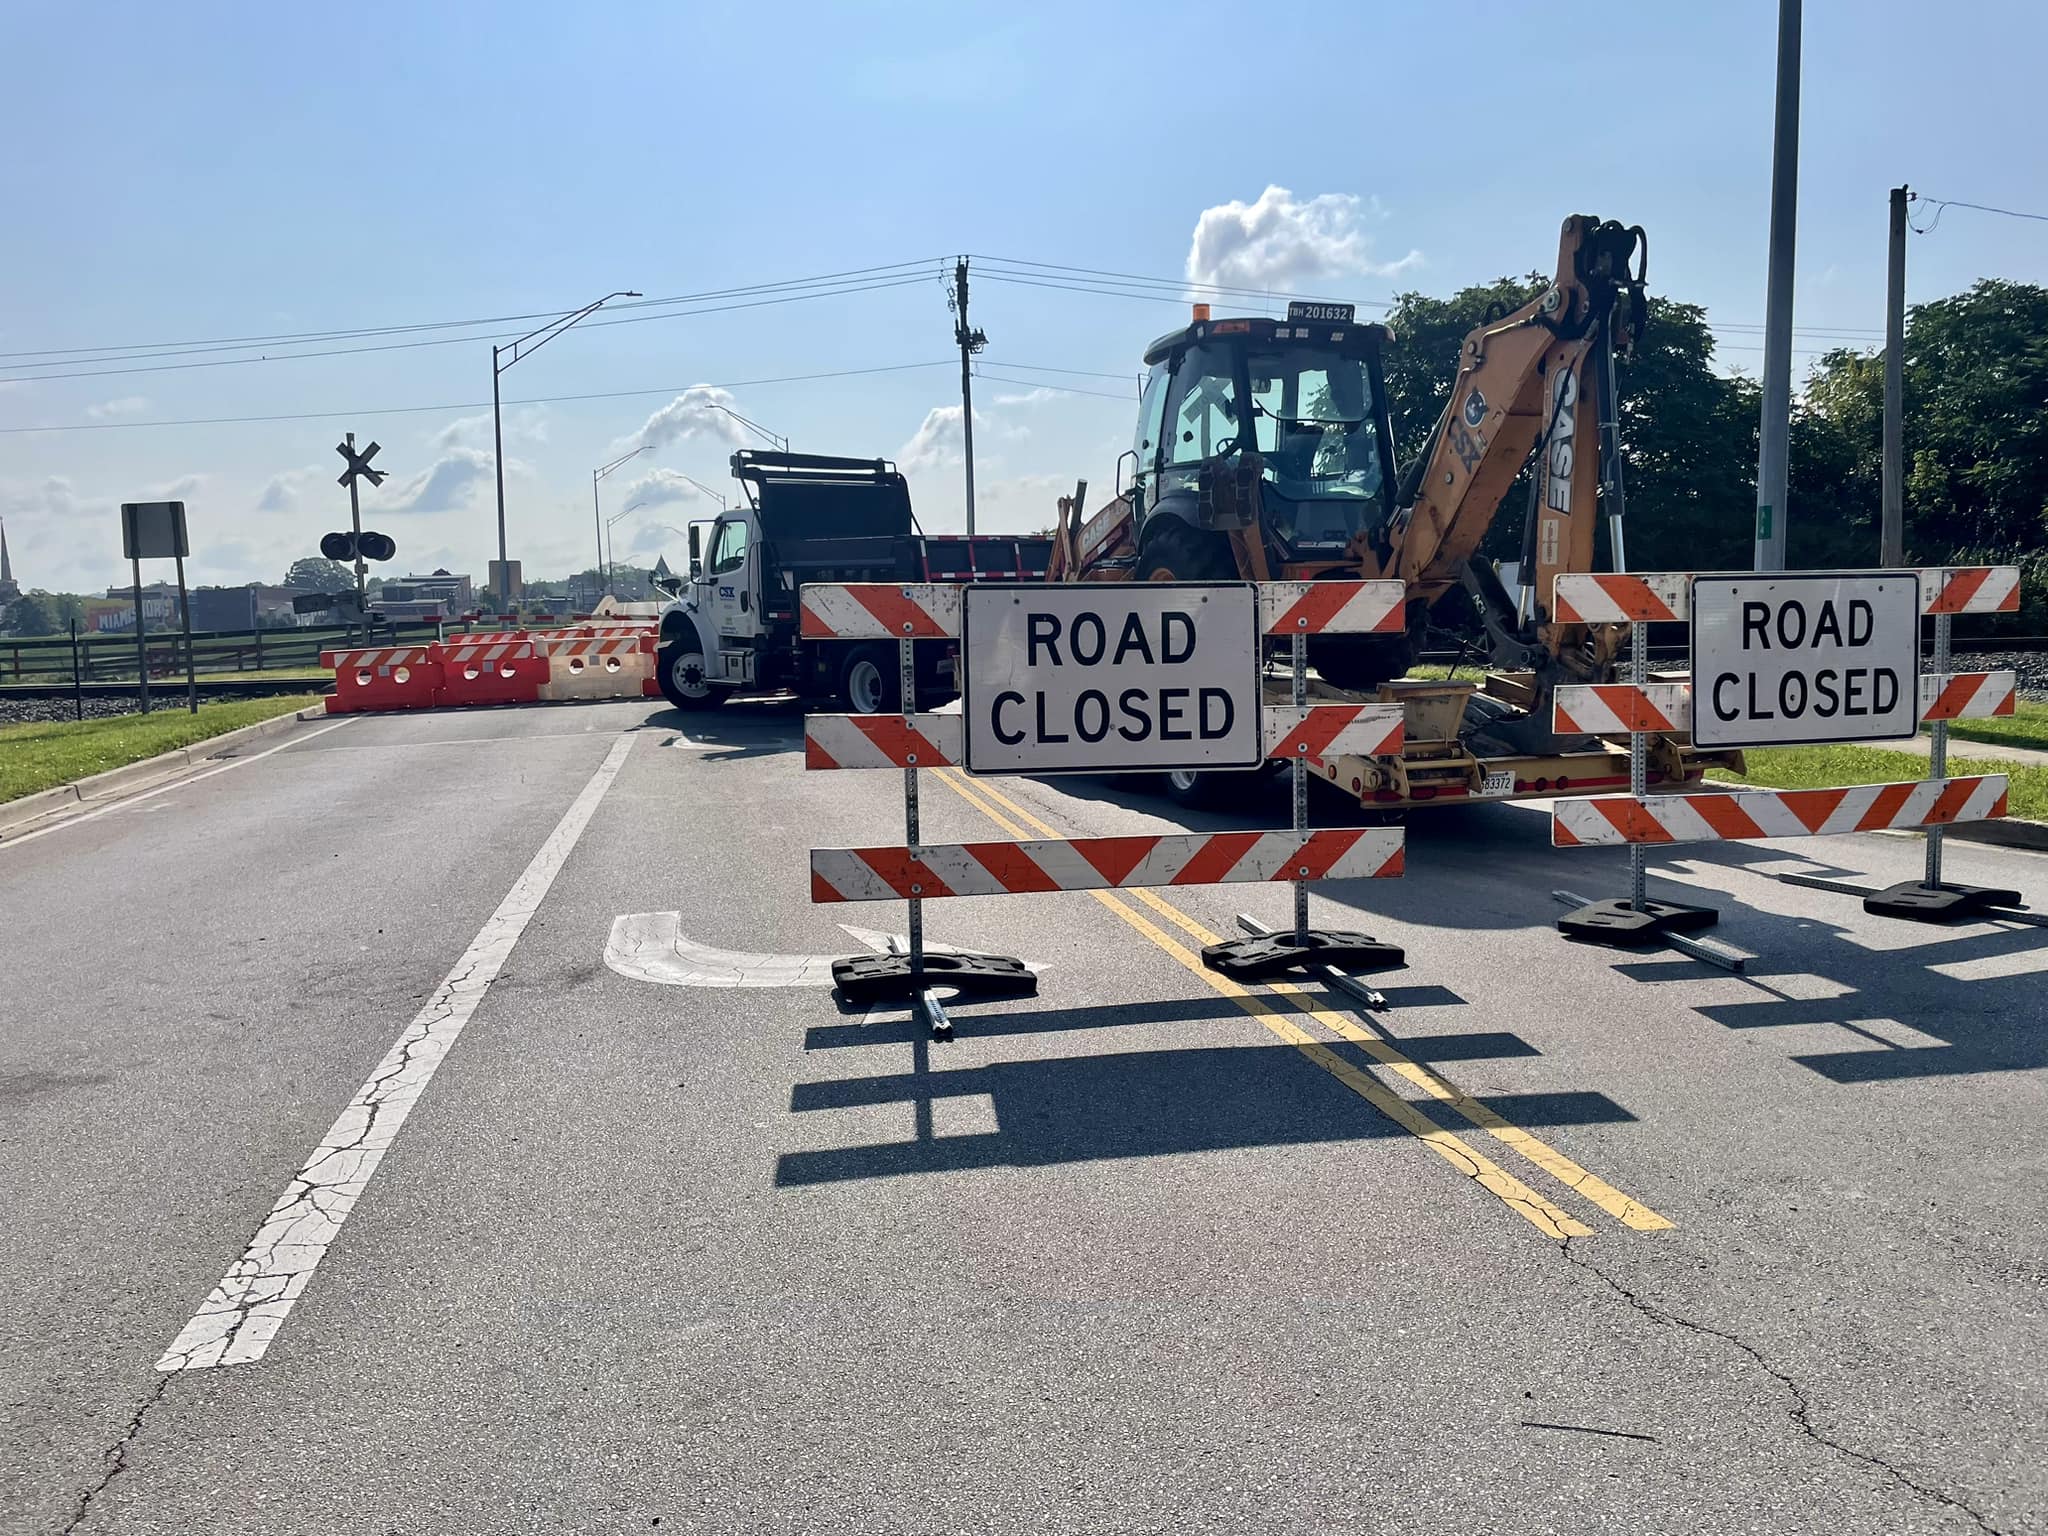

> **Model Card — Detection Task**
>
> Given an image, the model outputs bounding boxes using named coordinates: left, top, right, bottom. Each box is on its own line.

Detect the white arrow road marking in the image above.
left=603, top=918, right=1043, bottom=989
left=603, top=912, right=852, bottom=988
left=156, top=730, right=637, bottom=1372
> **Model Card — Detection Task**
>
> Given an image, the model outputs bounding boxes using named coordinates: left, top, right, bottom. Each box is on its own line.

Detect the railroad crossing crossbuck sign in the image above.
left=336, top=439, right=386, bottom=488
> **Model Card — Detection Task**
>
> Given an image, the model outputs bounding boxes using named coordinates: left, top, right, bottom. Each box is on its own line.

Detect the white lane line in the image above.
left=156, top=730, right=638, bottom=1371
left=0, top=716, right=355, bottom=850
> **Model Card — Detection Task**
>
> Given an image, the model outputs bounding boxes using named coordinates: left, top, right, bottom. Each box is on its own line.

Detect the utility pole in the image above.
left=1753, top=0, right=1802, bottom=572
left=492, top=348, right=508, bottom=603
left=950, top=257, right=987, bottom=536
left=1882, top=185, right=1910, bottom=567
left=346, top=432, right=370, bottom=646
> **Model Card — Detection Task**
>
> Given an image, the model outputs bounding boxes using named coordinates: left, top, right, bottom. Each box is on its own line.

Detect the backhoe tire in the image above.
left=1137, top=520, right=1240, bottom=583
left=837, top=644, right=901, bottom=715
left=657, top=641, right=723, bottom=712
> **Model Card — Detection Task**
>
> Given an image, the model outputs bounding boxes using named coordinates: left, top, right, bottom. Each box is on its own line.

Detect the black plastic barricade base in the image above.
left=831, top=951, right=1038, bottom=1005
left=1557, top=898, right=1720, bottom=948
left=1202, top=929, right=1406, bottom=981
left=1861, top=880, right=2027, bottom=923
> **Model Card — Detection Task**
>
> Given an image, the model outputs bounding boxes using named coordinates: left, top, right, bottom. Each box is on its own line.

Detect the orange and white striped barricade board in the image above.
left=321, top=646, right=443, bottom=713
left=1553, top=671, right=2018, bottom=738
left=1553, top=776, right=2010, bottom=846
left=531, top=633, right=654, bottom=701
left=432, top=639, right=550, bottom=707
left=797, top=579, right=1409, bottom=1034
left=1549, top=567, right=2031, bottom=945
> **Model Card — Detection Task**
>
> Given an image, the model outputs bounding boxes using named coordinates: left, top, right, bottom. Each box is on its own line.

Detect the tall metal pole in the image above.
left=1882, top=184, right=1909, bottom=568
left=592, top=470, right=606, bottom=598
left=492, top=349, right=510, bottom=604
left=953, top=258, right=985, bottom=536
left=1753, top=0, right=1802, bottom=572
left=131, top=553, right=150, bottom=715
left=347, top=432, right=368, bottom=649
left=175, top=551, right=198, bottom=714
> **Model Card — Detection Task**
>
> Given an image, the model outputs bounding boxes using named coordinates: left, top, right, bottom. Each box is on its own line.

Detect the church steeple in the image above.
left=0, top=517, right=17, bottom=600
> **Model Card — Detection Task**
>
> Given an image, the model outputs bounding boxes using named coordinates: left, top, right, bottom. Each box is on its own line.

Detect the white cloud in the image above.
left=364, top=446, right=495, bottom=515
left=257, top=465, right=324, bottom=514
left=897, top=403, right=993, bottom=474
left=618, top=468, right=724, bottom=511
left=624, top=386, right=749, bottom=453
left=993, top=386, right=1061, bottom=407
left=86, top=396, right=150, bottom=420
left=1186, top=186, right=1420, bottom=292
left=433, top=406, right=547, bottom=452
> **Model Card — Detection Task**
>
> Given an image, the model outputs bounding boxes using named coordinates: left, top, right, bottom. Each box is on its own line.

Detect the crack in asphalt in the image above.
left=1561, top=1236, right=2005, bottom=1535
left=59, top=1373, right=171, bottom=1534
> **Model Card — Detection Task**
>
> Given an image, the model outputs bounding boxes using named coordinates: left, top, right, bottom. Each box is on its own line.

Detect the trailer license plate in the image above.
left=1481, top=769, right=1514, bottom=795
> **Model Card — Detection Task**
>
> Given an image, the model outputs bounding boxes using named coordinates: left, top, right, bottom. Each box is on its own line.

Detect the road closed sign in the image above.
left=1691, top=573, right=1920, bottom=748
left=962, top=584, right=1261, bottom=774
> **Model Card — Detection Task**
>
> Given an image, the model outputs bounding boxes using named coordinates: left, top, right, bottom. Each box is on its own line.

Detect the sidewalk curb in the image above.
left=0, top=707, right=317, bottom=838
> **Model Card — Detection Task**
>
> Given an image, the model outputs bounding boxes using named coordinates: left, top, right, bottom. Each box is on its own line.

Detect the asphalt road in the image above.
left=3, top=696, right=2045, bottom=1534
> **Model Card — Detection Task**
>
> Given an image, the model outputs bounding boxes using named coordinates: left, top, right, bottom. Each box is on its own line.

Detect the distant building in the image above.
left=370, top=569, right=473, bottom=622
left=188, top=585, right=298, bottom=631
left=565, top=573, right=605, bottom=613
left=95, top=582, right=182, bottom=632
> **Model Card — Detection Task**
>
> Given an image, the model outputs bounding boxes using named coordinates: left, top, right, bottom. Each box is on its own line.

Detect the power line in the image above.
left=0, top=275, right=937, bottom=384
left=973, top=369, right=1135, bottom=402
left=0, top=258, right=945, bottom=364
left=976, top=262, right=1883, bottom=345
left=973, top=253, right=1382, bottom=307
left=0, top=360, right=956, bottom=435
left=1911, top=195, right=2048, bottom=235
left=976, top=360, right=1133, bottom=381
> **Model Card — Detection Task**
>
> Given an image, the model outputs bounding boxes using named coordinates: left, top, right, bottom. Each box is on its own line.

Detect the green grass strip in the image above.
left=0, top=695, right=324, bottom=804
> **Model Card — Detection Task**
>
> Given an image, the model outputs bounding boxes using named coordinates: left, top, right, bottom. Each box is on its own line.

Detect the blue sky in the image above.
left=4, top=0, right=2046, bottom=594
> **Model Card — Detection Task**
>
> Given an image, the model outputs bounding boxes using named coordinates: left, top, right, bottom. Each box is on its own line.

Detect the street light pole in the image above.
left=592, top=444, right=653, bottom=606
left=492, top=289, right=640, bottom=602
left=703, top=403, right=789, bottom=453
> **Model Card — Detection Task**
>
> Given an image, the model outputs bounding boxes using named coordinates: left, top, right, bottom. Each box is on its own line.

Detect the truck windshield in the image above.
left=1247, top=348, right=1382, bottom=502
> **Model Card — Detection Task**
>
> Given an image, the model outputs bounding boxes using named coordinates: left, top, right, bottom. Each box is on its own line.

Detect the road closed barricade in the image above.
left=1550, top=566, right=2031, bottom=961
left=531, top=633, right=654, bottom=702
left=433, top=639, right=549, bottom=707
left=798, top=579, right=1411, bottom=1038
left=321, top=645, right=443, bottom=713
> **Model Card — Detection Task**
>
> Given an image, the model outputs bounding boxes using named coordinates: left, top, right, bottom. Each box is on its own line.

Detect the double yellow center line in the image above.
left=930, top=768, right=1671, bottom=1241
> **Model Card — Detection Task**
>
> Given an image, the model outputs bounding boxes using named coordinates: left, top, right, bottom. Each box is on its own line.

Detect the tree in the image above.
left=6, top=591, right=58, bottom=635
left=1802, top=278, right=2048, bottom=560
left=282, top=556, right=355, bottom=592
left=1381, top=281, right=1760, bottom=577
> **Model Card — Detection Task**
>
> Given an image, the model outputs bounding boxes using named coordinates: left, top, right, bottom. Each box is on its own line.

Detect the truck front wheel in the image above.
left=657, top=642, right=722, bottom=711
left=837, top=645, right=901, bottom=715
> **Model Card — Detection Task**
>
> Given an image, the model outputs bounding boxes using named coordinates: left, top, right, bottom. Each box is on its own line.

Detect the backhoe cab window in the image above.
left=1247, top=348, right=1382, bottom=504
left=709, top=519, right=748, bottom=575
left=1161, top=344, right=1241, bottom=469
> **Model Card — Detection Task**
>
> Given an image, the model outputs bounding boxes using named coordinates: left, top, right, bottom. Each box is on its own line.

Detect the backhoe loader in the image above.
left=1046, top=214, right=1744, bottom=808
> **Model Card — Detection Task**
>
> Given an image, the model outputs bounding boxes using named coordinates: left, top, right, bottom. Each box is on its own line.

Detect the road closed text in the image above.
left=963, top=586, right=1261, bottom=774
left=1691, top=574, right=1919, bottom=748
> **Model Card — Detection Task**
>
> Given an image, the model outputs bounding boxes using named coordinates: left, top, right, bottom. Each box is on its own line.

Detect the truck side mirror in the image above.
left=1114, top=448, right=1138, bottom=506
left=688, top=525, right=701, bottom=565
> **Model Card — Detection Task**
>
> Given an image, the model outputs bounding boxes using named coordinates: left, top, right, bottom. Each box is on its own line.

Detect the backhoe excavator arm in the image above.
left=1371, top=216, right=1647, bottom=676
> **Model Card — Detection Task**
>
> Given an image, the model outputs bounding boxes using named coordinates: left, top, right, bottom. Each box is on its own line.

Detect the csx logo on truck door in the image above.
left=1544, top=367, right=1578, bottom=513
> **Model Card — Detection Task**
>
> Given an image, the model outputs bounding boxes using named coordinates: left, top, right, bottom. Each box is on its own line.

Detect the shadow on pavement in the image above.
left=774, top=1038, right=1636, bottom=1187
